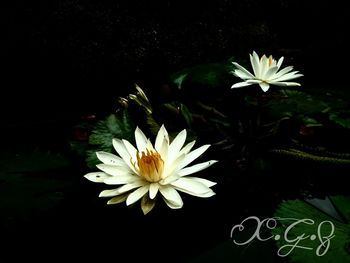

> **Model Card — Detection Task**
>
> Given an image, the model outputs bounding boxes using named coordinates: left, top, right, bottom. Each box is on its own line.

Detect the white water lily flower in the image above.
left=84, top=125, right=217, bottom=215
left=231, top=51, right=303, bottom=92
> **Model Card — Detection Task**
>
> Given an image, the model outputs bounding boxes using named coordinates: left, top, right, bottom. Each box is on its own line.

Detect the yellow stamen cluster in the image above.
left=136, top=149, right=164, bottom=182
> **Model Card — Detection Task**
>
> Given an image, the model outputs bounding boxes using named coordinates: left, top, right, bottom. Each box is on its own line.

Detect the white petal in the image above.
left=84, top=172, right=110, bottom=183
left=135, top=126, right=148, bottom=152
left=200, top=190, right=216, bottom=197
left=126, top=185, right=149, bottom=206
left=107, top=194, right=128, bottom=204
left=185, top=177, right=217, bottom=187
left=96, top=163, right=131, bottom=176
left=259, top=55, right=269, bottom=78
left=112, top=139, right=137, bottom=173
left=122, top=139, right=137, bottom=161
left=179, top=145, right=211, bottom=169
left=159, top=173, right=181, bottom=185
left=96, top=151, right=125, bottom=166
left=164, top=154, right=185, bottom=177
left=162, top=196, right=183, bottom=209
left=174, top=186, right=215, bottom=198
left=233, top=69, right=253, bottom=80
left=259, top=82, right=270, bottom=92
left=103, top=174, right=138, bottom=185
left=141, top=195, right=156, bottom=215
left=231, top=81, right=254, bottom=88
left=146, top=139, right=155, bottom=151
left=270, top=81, right=301, bottom=87
left=155, top=124, right=169, bottom=152
left=159, top=185, right=183, bottom=206
left=175, top=187, right=216, bottom=198
left=277, top=56, right=284, bottom=68
left=99, top=188, right=120, bottom=197
left=179, top=140, right=196, bottom=155
left=269, top=56, right=278, bottom=67
left=231, top=62, right=255, bottom=79
left=158, top=137, right=169, bottom=163
left=272, top=66, right=294, bottom=79
left=273, top=72, right=303, bottom=82
left=250, top=51, right=261, bottom=77
left=177, top=160, right=217, bottom=176
left=171, top=177, right=213, bottom=195
left=264, top=65, right=279, bottom=80
left=245, top=79, right=262, bottom=84
left=116, top=180, right=147, bottom=194
left=149, top=183, right=159, bottom=199
left=168, top=129, right=187, bottom=163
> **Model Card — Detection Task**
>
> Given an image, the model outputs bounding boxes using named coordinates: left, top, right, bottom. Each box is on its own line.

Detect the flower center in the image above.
left=136, top=149, right=164, bottom=183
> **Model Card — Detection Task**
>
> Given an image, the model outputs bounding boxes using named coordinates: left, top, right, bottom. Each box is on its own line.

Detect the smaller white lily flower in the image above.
left=231, top=51, right=303, bottom=92
left=84, top=125, right=217, bottom=215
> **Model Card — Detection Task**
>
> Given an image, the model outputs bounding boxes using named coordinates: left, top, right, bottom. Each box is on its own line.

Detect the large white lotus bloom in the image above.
left=231, top=51, right=303, bottom=92
left=84, top=125, right=217, bottom=215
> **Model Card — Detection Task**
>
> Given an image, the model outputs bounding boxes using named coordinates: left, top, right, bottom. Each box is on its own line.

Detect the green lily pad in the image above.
left=272, top=196, right=350, bottom=263
left=267, top=90, right=329, bottom=117
left=84, top=110, right=135, bottom=168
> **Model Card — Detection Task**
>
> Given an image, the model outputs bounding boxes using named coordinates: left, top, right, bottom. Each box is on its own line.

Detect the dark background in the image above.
left=1, top=1, right=349, bottom=262
left=2, top=0, right=348, bottom=120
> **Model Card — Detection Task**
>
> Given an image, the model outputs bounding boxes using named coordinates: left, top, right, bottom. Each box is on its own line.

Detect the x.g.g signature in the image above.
left=230, top=216, right=335, bottom=257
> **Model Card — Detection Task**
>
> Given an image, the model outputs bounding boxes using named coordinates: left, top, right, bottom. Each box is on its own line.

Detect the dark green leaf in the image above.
left=272, top=196, right=350, bottom=263
left=267, top=90, right=329, bottom=117
left=85, top=110, right=135, bottom=168
left=329, top=111, right=350, bottom=128
left=179, top=103, right=193, bottom=127
left=170, top=62, right=233, bottom=90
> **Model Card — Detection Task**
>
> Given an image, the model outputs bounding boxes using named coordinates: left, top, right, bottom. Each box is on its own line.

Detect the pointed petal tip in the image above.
left=141, top=195, right=156, bottom=215
left=126, top=185, right=149, bottom=206
left=200, top=189, right=216, bottom=198
left=112, top=138, right=122, bottom=148
left=107, top=195, right=128, bottom=205
left=231, top=82, right=253, bottom=89
left=141, top=203, right=156, bottom=214
left=171, top=204, right=184, bottom=210
left=207, top=160, right=219, bottom=166
left=84, top=172, right=110, bottom=183
left=259, top=83, right=270, bottom=92
left=231, top=84, right=241, bottom=89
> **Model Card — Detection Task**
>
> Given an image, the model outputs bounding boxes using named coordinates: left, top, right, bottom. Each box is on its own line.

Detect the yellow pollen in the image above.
left=136, top=149, right=164, bottom=182
left=268, top=56, right=273, bottom=66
